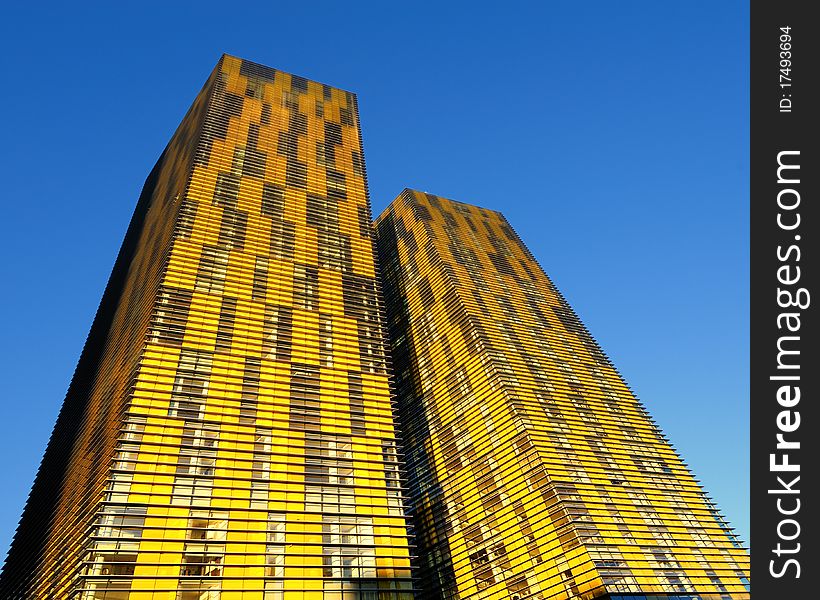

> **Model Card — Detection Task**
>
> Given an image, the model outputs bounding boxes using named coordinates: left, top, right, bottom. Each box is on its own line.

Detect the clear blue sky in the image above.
left=0, top=1, right=749, bottom=552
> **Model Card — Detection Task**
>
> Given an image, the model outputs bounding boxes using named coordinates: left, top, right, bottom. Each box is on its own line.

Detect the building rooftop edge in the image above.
left=219, top=52, right=359, bottom=97
left=375, top=188, right=506, bottom=223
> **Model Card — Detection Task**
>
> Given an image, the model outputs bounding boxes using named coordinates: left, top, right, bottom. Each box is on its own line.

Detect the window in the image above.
left=293, top=264, right=318, bottom=311
left=214, top=297, right=237, bottom=353
left=267, top=513, right=286, bottom=543
left=188, top=511, right=228, bottom=541
left=180, top=553, right=223, bottom=577
left=262, top=305, right=292, bottom=361
left=169, top=350, right=213, bottom=420
left=95, top=507, right=147, bottom=541
left=265, top=547, right=285, bottom=577
left=217, top=207, right=248, bottom=250
left=326, top=169, right=346, bottom=199
left=212, top=172, right=240, bottom=208
left=84, top=552, right=137, bottom=576
left=172, top=477, right=213, bottom=506
left=176, top=578, right=221, bottom=600
left=251, top=257, right=268, bottom=301
left=322, top=539, right=376, bottom=579
left=282, top=90, right=298, bottom=110
left=150, top=287, right=192, bottom=347
left=195, top=247, right=229, bottom=294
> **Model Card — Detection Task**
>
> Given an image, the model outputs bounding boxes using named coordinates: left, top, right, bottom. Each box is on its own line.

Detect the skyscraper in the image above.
left=0, top=56, right=413, bottom=600
left=374, top=190, right=750, bottom=600
left=2, top=55, right=749, bottom=600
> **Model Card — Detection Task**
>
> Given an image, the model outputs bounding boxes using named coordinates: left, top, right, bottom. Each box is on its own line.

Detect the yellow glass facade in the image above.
left=374, top=190, right=750, bottom=600
left=0, top=56, right=412, bottom=600
left=2, top=56, right=750, bottom=600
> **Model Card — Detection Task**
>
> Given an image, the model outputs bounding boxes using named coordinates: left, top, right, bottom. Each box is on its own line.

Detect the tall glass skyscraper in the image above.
left=1, top=57, right=748, bottom=600
left=374, top=190, right=750, bottom=600
left=0, top=55, right=413, bottom=600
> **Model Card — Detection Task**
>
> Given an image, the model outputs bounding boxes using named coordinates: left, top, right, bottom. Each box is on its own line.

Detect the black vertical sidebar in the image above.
left=751, top=2, right=818, bottom=597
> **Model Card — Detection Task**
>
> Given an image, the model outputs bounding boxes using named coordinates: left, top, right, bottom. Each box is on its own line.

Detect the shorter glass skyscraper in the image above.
left=375, top=189, right=750, bottom=600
